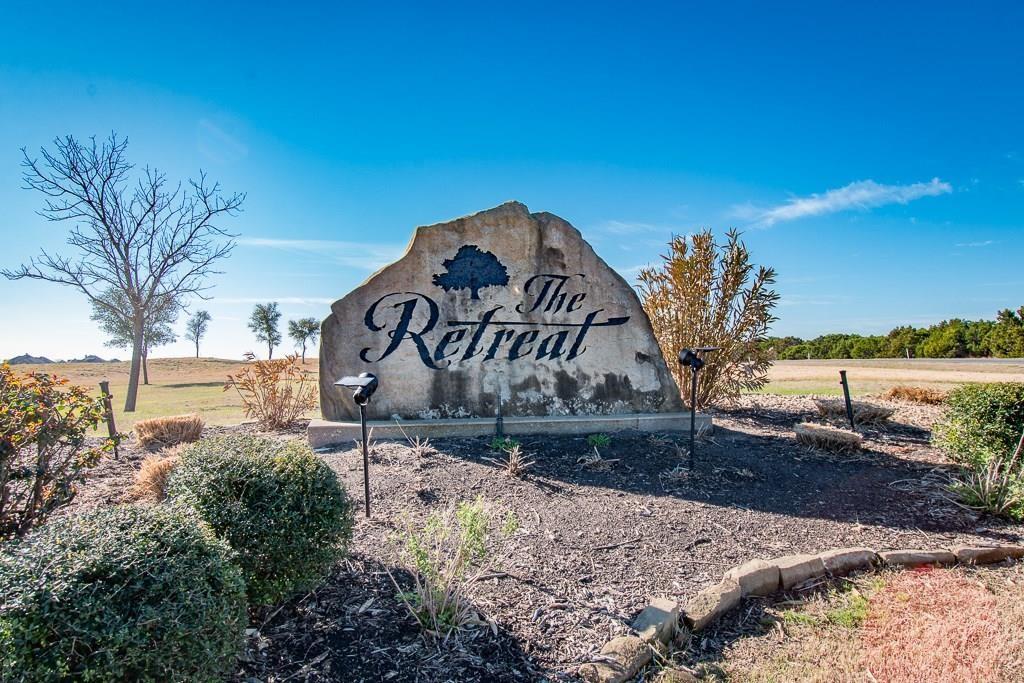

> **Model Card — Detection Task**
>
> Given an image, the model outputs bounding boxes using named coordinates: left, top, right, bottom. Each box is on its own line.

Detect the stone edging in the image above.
left=577, top=544, right=1024, bottom=683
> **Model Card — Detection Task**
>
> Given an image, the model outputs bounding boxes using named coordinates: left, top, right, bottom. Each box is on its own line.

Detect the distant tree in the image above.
left=432, top=245, right=509, bottom=300
left=185, top=310, right=213, bottom=358
left=90, top=289, right=179, bottom=385
left=248, top=303, right=282, bottom=359
left=638, top=229, right=779, bottom=409
left=985, top=307, right=1024, bottom=358
left=2, top=134, right=243, bottom=411
left=287, top=317, right=320, bottom=363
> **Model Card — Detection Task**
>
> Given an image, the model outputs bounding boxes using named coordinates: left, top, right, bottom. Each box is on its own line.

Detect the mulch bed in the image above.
left=64, top=395, right=1023, bottom=682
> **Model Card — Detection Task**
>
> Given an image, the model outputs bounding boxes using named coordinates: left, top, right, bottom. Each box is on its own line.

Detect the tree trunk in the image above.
left=195, top=339, right=200, bottom=358
left=142, top=346, right=150, bottom=385
left=268, top=341, right=273, bottom=360
left=301, top=341, right=306, bottom=364
left=124, top=313, right=144, bottom=412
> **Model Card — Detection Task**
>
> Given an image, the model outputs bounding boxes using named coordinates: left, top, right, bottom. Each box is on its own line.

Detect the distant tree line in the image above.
left=764, top=306, right=1024, bottom=360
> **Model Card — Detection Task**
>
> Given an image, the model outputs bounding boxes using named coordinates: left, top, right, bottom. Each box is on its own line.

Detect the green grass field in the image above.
left=11, top=356, right=1024, bottom=432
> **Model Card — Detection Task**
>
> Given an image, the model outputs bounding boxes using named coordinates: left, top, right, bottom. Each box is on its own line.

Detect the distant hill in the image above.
left=6, top=353, right=55, bottom=365
left=5, top=353, right=121, bottom=365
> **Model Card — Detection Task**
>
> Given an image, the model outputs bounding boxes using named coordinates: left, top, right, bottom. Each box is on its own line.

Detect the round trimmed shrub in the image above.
left=933, top=382, right=1024, bottom=468
left=0, top=505, right=246, bottom=682
left=166, top=434, right=354, bottom=605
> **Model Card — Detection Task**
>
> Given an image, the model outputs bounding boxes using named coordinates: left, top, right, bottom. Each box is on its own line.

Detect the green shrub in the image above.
left=0, top=505, right=245, bottom=682
left=490, top=436, right=520, bottom=452
left=933, top=382, right=1024, bottom=468
left=394, top=497, right=492, bottom=641
left=166, top=434, right=354, bottom=604
left=587, top=433, right=612, bottom=448
left=1, top=363, right=116, bottom=539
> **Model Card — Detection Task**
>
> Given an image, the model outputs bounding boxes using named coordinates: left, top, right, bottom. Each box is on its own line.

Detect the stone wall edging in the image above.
left=577, top=543, right=1024, bottom=683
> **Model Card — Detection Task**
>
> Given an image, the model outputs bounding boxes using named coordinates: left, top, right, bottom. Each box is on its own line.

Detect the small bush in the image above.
left=587, top=433, right=612, bottom=448
left=795, top=423, right=863, bottom=452
left=813, top=398, right=894, bottom=424
left=882, top=385, right=948, bottom=405
left=134, top=413, right=204, bottom=449
left=946, top=428, right=1024, bottom=520
left=485, top=443, right=534, bottom=477
left=0, top=505, right=246, bottom=682
left=130, top=451, right=180, bottom=502
left=166, top=434, right=354, bottom=604
left=638, top=229, right=779, bottom=408
left=393, top=497, right=492, bottom=641
left=933, top=382, right=1024, bottom=469
left=0, top=363, right=115, bottom=539
left=490, top=436, right=520, bottom=452
left=224, top=353, right=317, bottom=430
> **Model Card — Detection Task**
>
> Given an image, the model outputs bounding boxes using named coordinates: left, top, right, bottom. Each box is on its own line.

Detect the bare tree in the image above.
left=2, top=134, right=243, bottom=411
left=185, top=310, right=212, bottom=358
left=89, top=288, right=180, bottom=384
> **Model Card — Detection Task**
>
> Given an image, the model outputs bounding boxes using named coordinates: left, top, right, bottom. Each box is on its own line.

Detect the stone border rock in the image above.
left=577, top=543, right=1024, bottom=683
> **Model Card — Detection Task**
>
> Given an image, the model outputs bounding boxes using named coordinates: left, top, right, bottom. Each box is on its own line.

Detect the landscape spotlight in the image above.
left=677, top=347, right=720, bottom=470
left=335, top=372, right=379, bottom=517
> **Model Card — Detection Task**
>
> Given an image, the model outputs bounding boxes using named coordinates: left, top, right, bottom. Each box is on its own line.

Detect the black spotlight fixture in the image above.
left=677, top=347, right=719, bottom=469
left=335, top=372, right=379, bottom=517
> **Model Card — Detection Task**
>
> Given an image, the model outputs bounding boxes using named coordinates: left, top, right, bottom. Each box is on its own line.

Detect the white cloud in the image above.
left=735, top=178, right=952, bottom=227
left=238, top=237, right=405, bottom=270
left=955, top=240, right=995, bottom=248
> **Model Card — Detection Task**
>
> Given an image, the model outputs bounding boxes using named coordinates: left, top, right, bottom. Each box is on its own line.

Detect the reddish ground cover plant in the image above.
left=860, top=567, right=1024, bottom=682
left=0, top=363, right=115, bottom=538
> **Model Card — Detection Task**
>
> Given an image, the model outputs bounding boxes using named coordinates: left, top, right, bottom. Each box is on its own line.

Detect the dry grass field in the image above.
left=762, top=358, right=1024, bottom=396
left=19, top=357, right=319, bottom=431
left=11, top=356, right=1024, bottom=431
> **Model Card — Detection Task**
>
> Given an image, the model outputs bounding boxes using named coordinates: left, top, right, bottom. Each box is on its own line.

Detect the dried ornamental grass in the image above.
left=130, top=452, right=180, bottom=502
left=882, top=385, right=948, bottom=405
left=133, top=413, right=204, bottom=449
left=813, top=398, right=894, bottom=424
left=795, top=422, right=863, bottom=452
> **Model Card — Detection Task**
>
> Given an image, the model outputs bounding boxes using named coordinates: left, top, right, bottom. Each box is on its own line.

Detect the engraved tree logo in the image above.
left=432, top=245, right=509, bottom=300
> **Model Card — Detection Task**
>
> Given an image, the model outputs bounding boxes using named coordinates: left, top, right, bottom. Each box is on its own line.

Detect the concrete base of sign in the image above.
left=307, top=412, right=711, bottom=449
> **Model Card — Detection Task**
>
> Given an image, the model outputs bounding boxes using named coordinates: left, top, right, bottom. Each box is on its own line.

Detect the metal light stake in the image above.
left=334, top=372, right=379, bottom=518
left=678, top=347, right=720, bottom=470
left=839, top=370, right=856, bottom=431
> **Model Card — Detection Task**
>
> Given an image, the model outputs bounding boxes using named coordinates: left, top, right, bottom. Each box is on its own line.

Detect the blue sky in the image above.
left=1, top=2, right=1022, bottom=360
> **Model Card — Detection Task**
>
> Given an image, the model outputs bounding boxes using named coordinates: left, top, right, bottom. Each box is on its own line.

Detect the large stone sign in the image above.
left=319, top=202, right=683, bottom=422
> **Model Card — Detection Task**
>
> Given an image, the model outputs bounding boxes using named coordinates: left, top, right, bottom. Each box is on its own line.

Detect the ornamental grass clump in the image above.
left=946, top=428, right=1024, bottom=520
left=166, top=434, right=354, bottom=604
left=130, top=450, right=180, bottom=502
left=813, top=398, right=894, bottom=425
left=882, top=385, right=948, bottom=405
left=795, top=422, right=863, bottom=452
left=393, top=498, right=493, bottom=642
left=0, top=505, right=246, bottom=682
left=133, top=413, right=204, bottom=449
